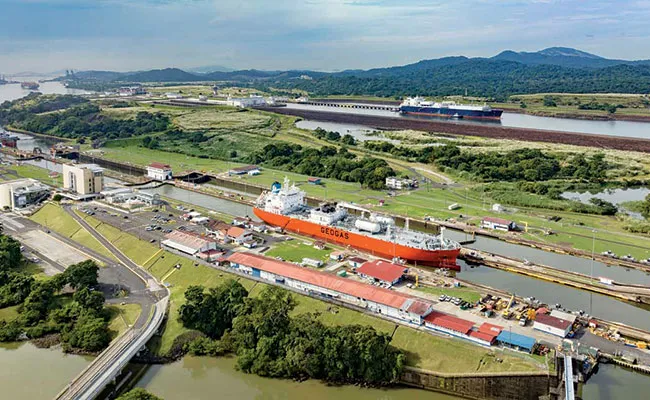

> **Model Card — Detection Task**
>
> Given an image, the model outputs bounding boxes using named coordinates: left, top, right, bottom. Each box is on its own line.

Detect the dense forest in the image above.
left=0, top=234, right=112, bottom=353
left=267, top=61, right=650, bottom=99
left=0, top=94, right=169, bottom=140
left=247, top=143, right=394, bottom=190
left=179, top=281, right=404, bottom=385
left=363, top=142, right=610, bottom=183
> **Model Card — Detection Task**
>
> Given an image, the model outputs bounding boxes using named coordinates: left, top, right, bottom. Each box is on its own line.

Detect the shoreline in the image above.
left=259, top=106, right=650, bottom=152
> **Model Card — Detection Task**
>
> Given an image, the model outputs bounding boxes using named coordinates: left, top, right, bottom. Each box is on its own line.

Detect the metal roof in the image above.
left=535, top=313, right=572, bottom=330
left=424, top=310, right=474, bottom=334
left=357, top=259, right=406, bottom=283
left=227, top=252, right=426, bottom=312
left=496, top=330, right=536, bottom=350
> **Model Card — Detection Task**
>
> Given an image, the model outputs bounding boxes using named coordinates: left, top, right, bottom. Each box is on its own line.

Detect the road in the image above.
left=52, top=206, right=169, bottom=400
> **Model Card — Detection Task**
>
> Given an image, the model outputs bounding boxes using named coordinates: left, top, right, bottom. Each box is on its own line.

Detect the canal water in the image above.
left=285, top=103, right=650, bottom=139
left=562, top=187, right=650, bottom=220
left=132, top=356, right=459, bottom=400
left=0, top=80, right=90, bottom=103
left=0, top=342, right=91, bottom=400
left=295, top=119, right=401, bottom=143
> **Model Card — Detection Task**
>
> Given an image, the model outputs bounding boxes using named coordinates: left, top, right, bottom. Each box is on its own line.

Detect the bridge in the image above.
left=563, top=354, right=575, bottom=400
left=54, top=297, right=168, bottom=400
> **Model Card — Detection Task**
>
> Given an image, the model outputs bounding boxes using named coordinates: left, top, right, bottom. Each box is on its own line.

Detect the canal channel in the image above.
left=285, top=103, right=650, bottom=139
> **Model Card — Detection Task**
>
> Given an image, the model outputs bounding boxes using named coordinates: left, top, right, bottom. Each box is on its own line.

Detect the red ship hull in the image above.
left=254, top=207, right=460, bottom=270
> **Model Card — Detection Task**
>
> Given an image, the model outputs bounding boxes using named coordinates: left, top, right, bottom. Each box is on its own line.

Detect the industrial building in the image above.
left=101, top=188, right=161, bottom=207
left=227, top=95, right=267, bottom=108
left=347, top=256, right=367, bottom=268
left=534, top=312, right=574, bottom=338
left=146, top=162, right=173, bottom=181
left=469, top=323, right=503, bottom=346
left=161, top=230, right=218, bottom=256
left=227, top=252, right=433, bottom=325
left=0, top=178, right=50, bottom=210
left=62, top=164, right=104, bottom=198
left=385, top=177, right=418, bottom=190
left=228, top=165, right=260, bottom=176
left=356, top=259, right=407, bottom=286
left=496, top=330, right=537, bottom=353
left=480, top=217, right=516, bottom=232
left=118, top=86, right=146, bottom=96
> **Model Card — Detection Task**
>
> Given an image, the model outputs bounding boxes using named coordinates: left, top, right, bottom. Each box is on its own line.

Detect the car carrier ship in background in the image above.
left=254, top=178, right=461, bottom=269
left=399, top=96, right=503, bottom=120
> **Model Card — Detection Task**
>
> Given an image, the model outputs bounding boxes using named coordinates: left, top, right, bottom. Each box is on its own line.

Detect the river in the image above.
left=132, top=356, right=458, bottom=400
left=0, top=79, right=90, bottom=103
left=0, top=342, right=91, bottom=399
left=285, top=103, right=650, bottom=139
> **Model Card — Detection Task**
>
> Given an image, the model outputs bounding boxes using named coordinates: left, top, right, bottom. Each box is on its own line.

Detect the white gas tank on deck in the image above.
left=355, top=219, right=382, bottom=233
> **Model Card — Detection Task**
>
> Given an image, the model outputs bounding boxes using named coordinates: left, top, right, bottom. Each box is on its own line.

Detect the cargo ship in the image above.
left=254, top=178, right=461, bottom=269
left=0, top=131, right=19, bottom=148
left=399, top=96, right=503, bottom=120
left=20, top=81, right=40, bottom=90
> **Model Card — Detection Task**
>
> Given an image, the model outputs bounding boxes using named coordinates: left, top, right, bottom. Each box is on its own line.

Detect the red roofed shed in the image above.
left=424, top=310, right=474, bottom=334
left=357, top=259, right=406, bottom=285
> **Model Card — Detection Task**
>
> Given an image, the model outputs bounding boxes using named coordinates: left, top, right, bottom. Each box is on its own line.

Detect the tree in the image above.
left=640, top=194, right=650, bottom=219
left=117, top=389, right=163, bottom=400
left=179, top=280, right=248, bottom=339
left=61, top=260, right=99, bottom=290
left=543, top=96, right=557, bottom=107
left=0, top=234, right=23, bottom=271
left=61, top=313, right=111, bottom=352
left=73, top=287, right=105, bottom=313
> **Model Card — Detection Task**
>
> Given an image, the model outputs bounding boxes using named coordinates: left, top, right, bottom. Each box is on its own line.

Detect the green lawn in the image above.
left=106, top=303, right=142, bottom=338
left=29, top=204, right=116, bottom=262
left=0, top=164, right=62, bottom=185
left=0, top=305, right=20, bottom=322
left=391, top=326, right=545, bottom=373
left=415, top=285, right=482, bottom=303
left=265, top=240, right=333, bottom=263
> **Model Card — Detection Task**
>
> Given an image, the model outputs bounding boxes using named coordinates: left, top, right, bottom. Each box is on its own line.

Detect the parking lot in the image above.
left=78, top=203, right=282, bottom=251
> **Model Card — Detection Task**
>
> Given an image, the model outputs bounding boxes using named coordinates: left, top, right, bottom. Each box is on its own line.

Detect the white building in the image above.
left=0, top=179, right=50, bottom=210
left=101, top=188, right=161, bottom=206
left=385, top=177, right=418, bottom=190
left=227, top=252, right=433, bottom=325
left=118, top=86, right=145, bottom=96
left=227, top=95, right=266, bottom=108
left=146, top=162, right=173, bottom=181
left=62, top=164, right=104, bottom=198
left=533, top=313, right=573, bottom=338
left=161, top=230, right=218, bottom=256
left=481, top=217, right=516, bottom=232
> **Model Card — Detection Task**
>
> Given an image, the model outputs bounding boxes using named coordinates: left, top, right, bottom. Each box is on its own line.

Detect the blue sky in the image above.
left=1, top=0, right=649, bottom=74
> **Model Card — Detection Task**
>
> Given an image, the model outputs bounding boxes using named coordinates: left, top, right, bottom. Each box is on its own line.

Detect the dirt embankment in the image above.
left=262, top=107, right=650, bottom=153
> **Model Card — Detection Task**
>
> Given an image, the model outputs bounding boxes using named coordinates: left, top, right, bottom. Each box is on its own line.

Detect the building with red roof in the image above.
left=227, top=252, right=432, bottom=324
left=146, top=162, right=173, bottom=181
left=357, top=259, right=407, bottom=286
left=534, top=313, right=573, bottom=338
left=467, top=322, right=504, bottom=346
left=424, top=310, right=474, bottom=335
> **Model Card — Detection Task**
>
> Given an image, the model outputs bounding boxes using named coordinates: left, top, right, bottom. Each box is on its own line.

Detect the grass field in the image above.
left=265, top=240, right=333, bottom=263
left=0, top=164, right=63, bottom=186
left=415, top=285, right=482, bottom=303
left=0, top=305, right=20, bottom=322
left=106, top=303, right=142, bottom=338
left=29, top=204, right=116, bottom=262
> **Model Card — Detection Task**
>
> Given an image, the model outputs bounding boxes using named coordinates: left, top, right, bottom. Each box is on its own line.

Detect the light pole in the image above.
left=590, top=229, right=596, bottom=315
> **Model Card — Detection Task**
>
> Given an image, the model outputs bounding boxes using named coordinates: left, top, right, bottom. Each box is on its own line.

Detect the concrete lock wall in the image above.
left=400, top=368, right=557, bottom=400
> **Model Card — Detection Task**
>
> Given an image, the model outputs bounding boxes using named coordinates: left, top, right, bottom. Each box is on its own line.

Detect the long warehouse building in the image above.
left=227, top=252, right=433, bottom=325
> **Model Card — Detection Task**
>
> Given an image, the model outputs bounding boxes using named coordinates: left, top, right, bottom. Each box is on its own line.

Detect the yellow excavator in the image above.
left=501, top=294, right=515, bottom=319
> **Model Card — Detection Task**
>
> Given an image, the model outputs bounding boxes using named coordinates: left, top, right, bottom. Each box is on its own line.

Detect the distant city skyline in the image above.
left=1, top=0, right=649, bottom=74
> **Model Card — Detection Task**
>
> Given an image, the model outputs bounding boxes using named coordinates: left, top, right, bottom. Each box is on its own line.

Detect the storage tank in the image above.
left=372, top=215, right=395, bottom=225
left=355, top=219, right=381, bottom=233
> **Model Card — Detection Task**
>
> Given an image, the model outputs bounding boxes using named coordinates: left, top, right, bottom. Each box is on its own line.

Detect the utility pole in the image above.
left=590, top=229, right=596, bottom=316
